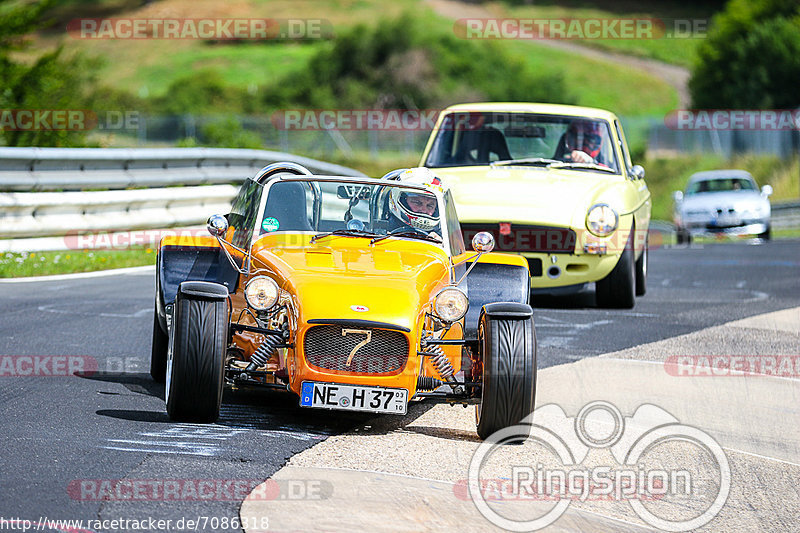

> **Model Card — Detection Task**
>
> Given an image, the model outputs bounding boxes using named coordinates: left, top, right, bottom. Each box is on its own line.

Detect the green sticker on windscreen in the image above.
left=262, top=217, right=279, bottom=232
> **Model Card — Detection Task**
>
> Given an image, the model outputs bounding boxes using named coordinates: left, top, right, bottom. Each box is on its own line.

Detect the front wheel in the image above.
left=165, top=281, right=229, bottom=423
left=476, top=304, right=537, bottom=441
left=635, top=235, right=648, bottom=297
left=150, top=308, right=168, bottom=382
left=596, top=230, right=636, bottom=309
left=759, top=225, right=771, bottom=241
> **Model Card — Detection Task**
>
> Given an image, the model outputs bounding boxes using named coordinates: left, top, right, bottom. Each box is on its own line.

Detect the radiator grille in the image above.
left=303, top=325, right=409, bottom=374
left=461, top=223, right=577, bottom=253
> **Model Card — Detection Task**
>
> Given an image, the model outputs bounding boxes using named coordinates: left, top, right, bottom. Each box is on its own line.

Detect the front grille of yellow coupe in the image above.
left=304, top=326, right=409, bottom=374
left=461, top=223, right=577, bottom=253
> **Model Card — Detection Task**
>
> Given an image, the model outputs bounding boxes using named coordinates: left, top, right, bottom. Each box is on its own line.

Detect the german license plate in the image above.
left=300, top=382, right=407, bottom=414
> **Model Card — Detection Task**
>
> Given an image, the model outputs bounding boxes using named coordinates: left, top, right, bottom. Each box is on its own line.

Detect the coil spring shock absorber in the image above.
left=424, top=343, right=463, bottom=393
left=245, top=334, right=282, bottom=371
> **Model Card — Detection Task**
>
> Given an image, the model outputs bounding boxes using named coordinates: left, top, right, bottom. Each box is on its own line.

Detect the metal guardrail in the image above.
left=0, top=147, right=365, bottom=251
left=772, top=200, right=800, bottom=230
left=0, top=147, right=365, bottom=191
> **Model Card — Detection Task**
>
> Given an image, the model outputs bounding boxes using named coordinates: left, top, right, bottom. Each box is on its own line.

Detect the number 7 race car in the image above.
left=150, top=162, right=536, bottom=439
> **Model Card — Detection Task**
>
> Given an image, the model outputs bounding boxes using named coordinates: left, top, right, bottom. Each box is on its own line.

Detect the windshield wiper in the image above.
left=310, top=229, right=381, bottom=243
left=370, top=229, right=443, bottom=246
left=547, top=162, right=616, bottom=173
left=491, top=157, right=561, bottom=167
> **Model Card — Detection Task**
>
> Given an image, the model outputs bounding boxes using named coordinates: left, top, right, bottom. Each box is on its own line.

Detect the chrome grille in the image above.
left=303, top=325, right=409, bottom=374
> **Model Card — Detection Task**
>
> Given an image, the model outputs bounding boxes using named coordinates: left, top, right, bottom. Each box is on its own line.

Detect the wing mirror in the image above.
left=672, top=191, right=684, bottom=202
left=761, top=184, right=773, bottom=197
left=452, top=232, right=496, bottom=286
left=207, top=214, right=229, bottom=237
left=472, top=231, right=495, bottom=252
left=629, top=165, right=645, bottom=180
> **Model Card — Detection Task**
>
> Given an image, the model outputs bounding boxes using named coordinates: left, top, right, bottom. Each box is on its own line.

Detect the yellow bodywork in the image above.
left=160, top=232, right=527, bottom=399
left=420, top=102, right=652, bottom=289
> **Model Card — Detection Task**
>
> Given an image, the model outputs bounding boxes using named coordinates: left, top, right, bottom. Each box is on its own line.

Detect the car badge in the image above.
left=499, top=222, right=512, bottom=236
left=350, top=305, right=369, bottom=312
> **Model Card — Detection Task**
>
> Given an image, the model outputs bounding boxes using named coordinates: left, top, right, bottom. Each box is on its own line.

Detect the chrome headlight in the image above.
left=244, top=276, right=280, bottom=311
left=586, top=204, right=619, bottom=237
left=434, top=287, right=469, bottom=322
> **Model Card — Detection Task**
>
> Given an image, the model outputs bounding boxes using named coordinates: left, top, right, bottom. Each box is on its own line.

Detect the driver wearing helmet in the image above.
left=387, top=167, right=442, bottom=236
left=560, top=119, right=605, bottom=165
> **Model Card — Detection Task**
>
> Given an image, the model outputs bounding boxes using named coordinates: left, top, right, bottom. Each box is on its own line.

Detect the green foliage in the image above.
left=154, top=70, right=255, bottom=115
left=195, top=116, right=263, bottom=149
left=689, top=0, right=800, bottom=108
left=262, top=14, right=573, bottom=110
left=0, top=0, right=98, bottom=147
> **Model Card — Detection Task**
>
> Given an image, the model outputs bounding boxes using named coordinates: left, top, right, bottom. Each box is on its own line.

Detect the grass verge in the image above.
left=0, top=248, right=156, bottom=278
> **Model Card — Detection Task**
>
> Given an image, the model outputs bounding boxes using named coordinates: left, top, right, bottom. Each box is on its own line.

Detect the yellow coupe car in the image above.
left=421, top=103, right=651, bottom=308
left=151, top=162, right=536, bottom=439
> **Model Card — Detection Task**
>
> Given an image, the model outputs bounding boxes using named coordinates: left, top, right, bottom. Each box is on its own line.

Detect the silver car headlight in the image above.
left=586, top=204, right=619, bottom=237
left=434, top=287, right=469, bottom=322
left=245, top=276, right=280, bottom=311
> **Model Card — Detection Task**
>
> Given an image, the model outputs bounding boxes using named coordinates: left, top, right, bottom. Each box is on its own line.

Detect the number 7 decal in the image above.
left=342, top=329, right=372, bottom=367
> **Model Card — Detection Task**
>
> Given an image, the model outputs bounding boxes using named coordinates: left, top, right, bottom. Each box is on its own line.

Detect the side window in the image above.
left=228, top=179, right=263, bottom=249
left=614, top=120, right=633, bottom=175
left=444, top=191, right=465, bottom=255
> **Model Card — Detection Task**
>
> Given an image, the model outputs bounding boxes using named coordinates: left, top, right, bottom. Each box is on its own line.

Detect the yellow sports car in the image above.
left=151, top=163, right=536, bottom=439
left=421, top=103, right=651, bottom=308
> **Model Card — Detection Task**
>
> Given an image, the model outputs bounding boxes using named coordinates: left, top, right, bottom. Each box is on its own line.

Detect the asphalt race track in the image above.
left=1, top=239, right=798, bottom=532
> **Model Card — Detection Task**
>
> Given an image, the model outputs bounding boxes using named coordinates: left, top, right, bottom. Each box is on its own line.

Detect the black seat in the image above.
left=454, top=127, right=511, bottom=164
left=262, top=181, right=312, bottom=233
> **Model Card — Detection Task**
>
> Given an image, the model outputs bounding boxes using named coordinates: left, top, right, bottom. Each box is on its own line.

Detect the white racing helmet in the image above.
left=388, top=168, right=444, bottom=231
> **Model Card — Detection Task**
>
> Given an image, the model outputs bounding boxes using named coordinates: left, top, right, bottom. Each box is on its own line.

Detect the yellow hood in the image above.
left=252, top=235, right=450, bottom=331
left=433, top=166, right=627, bottom=228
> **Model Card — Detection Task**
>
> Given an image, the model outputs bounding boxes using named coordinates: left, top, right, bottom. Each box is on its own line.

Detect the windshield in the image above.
left=424, top=112, right=620, bottom=174
left=257, top=178, right=447, bottom=247
left=686, top=177, right=756, bottom=195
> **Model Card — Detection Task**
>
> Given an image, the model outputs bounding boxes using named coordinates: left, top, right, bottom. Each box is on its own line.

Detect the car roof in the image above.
left=688, top=170, right=754, bottom=183
left=439, top=102, right=620, bottom=122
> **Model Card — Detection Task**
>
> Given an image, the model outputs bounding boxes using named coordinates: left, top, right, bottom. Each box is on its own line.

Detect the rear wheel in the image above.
left=676, top=228, right=692, bottom=245
left=596, top=231, right=636, bottom=309
left=635, top=235, right=648, bottom=297
left=165, top=282, right=229, bottom=423
left=150, top=308, right=168, bottom=383
left=476, top=304, right=537, bottom=441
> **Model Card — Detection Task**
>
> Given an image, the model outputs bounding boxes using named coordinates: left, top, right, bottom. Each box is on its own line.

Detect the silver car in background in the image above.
left=673, top=170, right=772, bottom=244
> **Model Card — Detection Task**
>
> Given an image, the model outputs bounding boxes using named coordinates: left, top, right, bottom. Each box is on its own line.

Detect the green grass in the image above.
left=0, top=248, right=156, bottom=278
left=497, top=3, right=710, bottom=67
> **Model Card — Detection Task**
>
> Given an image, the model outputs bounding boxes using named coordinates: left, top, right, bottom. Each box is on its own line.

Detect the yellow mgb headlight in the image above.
left=244, top=276, right=279, bottom=311
left=434, top=287, right=469, bottom=322
left=586, top=204, right=618, bottom=237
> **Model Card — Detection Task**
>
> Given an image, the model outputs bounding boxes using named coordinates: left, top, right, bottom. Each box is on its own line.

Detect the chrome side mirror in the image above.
left=630, top=165, right=645, bottom=180
left=761, top=184, right=773, bottom=197
left=672, top=191, right=684, bottom=202
left=472, top=231, right=495, bottom=253
left=207, top=214, right=229, bottom=237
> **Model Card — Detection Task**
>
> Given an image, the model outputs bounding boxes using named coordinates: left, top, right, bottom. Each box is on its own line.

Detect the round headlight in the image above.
left=434, top=287, right=469, bottom=322
left=244, top=276, right=280, bottom=311
left=586, top=204, right=619, bottom=237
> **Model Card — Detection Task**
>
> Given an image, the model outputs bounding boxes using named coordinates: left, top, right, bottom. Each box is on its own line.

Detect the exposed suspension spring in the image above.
left=246, top=334, right=282, bottom=371
left=426, top=344, right=455, bottom=381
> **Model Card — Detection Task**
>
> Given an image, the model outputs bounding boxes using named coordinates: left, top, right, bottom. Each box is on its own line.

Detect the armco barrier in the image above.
left=0, top=147, right=365, bottom=251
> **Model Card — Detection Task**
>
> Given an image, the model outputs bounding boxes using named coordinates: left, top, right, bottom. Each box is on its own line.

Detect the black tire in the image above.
left=165, top=287, right=228, bottom=422
left=676, top=228, right=692, bottom=244
left=759, top=225, right=771, bottom=240
left=596, top=230, right=636, bottom=309
left=635, top=235, right=648, bottom=297
left=476, top=310, right=537, bottom=441
left=150, top=308, right=168, bottom=382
